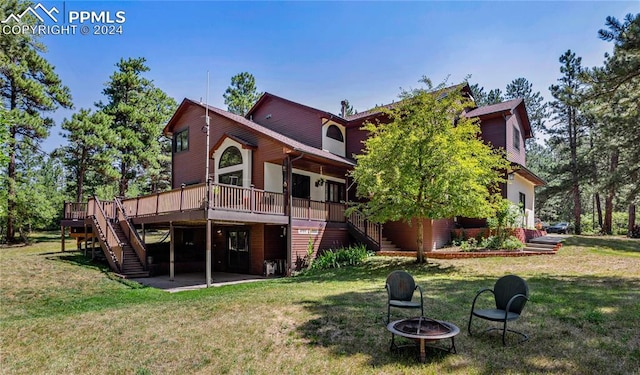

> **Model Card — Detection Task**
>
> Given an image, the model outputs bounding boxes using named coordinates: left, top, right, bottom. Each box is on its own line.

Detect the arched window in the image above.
left=219, top=146, right=242, bottom=168
left=326, top=125, right=344, bottom=142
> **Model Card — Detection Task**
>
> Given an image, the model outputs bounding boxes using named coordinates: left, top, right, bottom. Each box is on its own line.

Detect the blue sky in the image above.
left=36, top=0, right=638, bottom=152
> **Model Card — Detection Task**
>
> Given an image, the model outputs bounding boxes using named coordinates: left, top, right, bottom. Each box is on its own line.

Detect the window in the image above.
left=519, top=192, right=526, bottom=212
left=326, top=125, right=344, bottom=142
left=292, top=173, right=310, bottom=199
left=325, top=181, right=345, bottom=203
left=219, top=170, right=243, bottom=186
left=174, top=129, right=189, bottom=153
left=219, top=146, right=243, bottom=168
left=513, top=126, right=521, bottom=151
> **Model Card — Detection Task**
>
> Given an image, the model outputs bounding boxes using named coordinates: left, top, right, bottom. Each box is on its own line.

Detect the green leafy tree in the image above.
left=223, top=72, right=262, bottom=116
left=548, top=50, right=588, bottom=234
left=55, top=109, right=117, bottom=202
left=0, top=148, right=64, bottom=243
left=351, top=78, right=509, bottom=263
left=1, top=0, right=73, bottom=242
left=97, top=58, right=176, bottom=197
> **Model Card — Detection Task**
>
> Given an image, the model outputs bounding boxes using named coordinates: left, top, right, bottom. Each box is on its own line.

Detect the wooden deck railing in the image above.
left=63, top=202, right=88, bottom=220
left=66, top=182, right=347, bottom=223
left=114, top=198, right=147, bottom=268
left=88, top=197, right=123, bottom=272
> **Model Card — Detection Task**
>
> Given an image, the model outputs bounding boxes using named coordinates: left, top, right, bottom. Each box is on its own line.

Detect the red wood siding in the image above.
left=291, top=221, right=349, bottom=270
left=506, top=112, right=526, bottom=166
left=346, top=127, right=369, bottom=158
left=170, top=105, right=288, bottom=190
left=250, top=96, right=323, bottom=149
left=478, top=117, right=506, bottom=151
left=171, top=109, right=213, bottom=188
left=382, top=218, right=452, bottom=251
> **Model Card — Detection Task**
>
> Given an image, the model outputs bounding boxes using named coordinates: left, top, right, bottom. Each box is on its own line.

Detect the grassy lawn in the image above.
left=1, top=234, right=639, bottom=374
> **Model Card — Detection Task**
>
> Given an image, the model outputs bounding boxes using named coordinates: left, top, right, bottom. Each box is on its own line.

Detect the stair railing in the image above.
left=346, top=210, right=383, bottom=249
left=88, top=196, right=123, bottom=272
left=114, top=197, right=147, bottom=269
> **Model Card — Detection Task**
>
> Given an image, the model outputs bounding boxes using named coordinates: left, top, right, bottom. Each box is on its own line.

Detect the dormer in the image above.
left=322, top=120, right=346, bottom=157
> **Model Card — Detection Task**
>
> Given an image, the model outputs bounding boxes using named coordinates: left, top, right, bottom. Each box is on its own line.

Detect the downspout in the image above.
left=286, top=151, right=305, bottom=276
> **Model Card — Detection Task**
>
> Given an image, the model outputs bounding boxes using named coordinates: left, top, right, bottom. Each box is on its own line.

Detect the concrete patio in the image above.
left=130, top=272, right=273, bottom=293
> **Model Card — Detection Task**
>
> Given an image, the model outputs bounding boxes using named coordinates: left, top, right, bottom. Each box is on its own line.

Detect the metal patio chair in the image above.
left=468, top=274, right=530, bottom=345
left=385, top=270, right=424, bottom=324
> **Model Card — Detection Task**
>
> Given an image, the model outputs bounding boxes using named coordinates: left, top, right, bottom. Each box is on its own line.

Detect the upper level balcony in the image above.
left=62, top=181, right=347, bottom=226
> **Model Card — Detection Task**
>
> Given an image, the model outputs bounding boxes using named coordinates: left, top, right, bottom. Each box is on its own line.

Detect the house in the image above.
left=60, top=84, right=544, bottom=282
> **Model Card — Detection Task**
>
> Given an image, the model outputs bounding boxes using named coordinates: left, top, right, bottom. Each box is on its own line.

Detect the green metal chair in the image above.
left=385, top=271, right=424, bottom=324
left=468, top=274, right=530, bottom=345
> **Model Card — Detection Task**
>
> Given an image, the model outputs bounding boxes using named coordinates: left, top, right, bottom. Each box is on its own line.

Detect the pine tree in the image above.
left=582, top=13, right=640, bottom=235
left=505, top=78, right=547, bottom=142
left=55, top=109, right=117, bottom=202
left=96, top=58, right=176, bottom=197
left=223, top=72, right=262, bottom=116
left=1, top=0, right=73, bottom=242
left=548, top=50, right=587, bottom=234
left=486, top=89, right=504, bottom=104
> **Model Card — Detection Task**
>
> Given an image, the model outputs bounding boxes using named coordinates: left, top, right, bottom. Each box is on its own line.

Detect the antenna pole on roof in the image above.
left=204, top=71, right=213, bottom=287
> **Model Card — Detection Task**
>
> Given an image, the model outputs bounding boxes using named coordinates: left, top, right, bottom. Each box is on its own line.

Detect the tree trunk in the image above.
left=6, top=126, right=16, bottom=243
left=595, top=192, right=603, bottom=230
left=569, top=107, right=581, bottom=234
left=603, top=150, right=619, bottom=235
left=76, top=149, right=87, bottom=203
left=6, top=82, right=17, bottom=243
left=416, top=218, right=424, bottom=264
left=119, top=161, right=128, bottom=197
left=629, top=204, right=636, bottom=237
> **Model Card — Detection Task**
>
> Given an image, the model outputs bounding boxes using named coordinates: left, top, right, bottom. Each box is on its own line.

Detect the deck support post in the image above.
left=142, top=223, right=145, bottom=243
left=61, top=225, right=65, bottom=252
left=91, top=232, right=95, bottom=259
left=206, top=219, right=212, bottom=287
left=285, top=155, right=292, bottom=276
left=170, top=221, right=175, bottom=281
left=83, top=224, right=88, bottom=255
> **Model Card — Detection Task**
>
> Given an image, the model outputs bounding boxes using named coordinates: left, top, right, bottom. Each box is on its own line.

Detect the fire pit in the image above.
left=386, top=317, right=459, bottom=362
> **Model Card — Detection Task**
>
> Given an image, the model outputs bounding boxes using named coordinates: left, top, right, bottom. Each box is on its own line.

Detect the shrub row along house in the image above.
left=61, top=83, right=544, bottom=282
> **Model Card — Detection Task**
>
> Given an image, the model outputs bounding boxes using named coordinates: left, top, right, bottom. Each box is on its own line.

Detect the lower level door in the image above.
left=227, top=229, right=250, bottom=273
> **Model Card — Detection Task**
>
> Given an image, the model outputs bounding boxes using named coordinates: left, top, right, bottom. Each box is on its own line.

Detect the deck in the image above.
left=63, top=182, right=347, bottom=226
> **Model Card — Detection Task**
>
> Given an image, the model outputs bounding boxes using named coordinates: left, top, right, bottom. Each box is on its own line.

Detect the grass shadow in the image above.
left=296, top=269, right=640, bottom=374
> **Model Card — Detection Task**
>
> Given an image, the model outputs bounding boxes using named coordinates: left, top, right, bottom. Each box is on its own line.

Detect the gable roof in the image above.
left=164, top=98, right=355, bottom=167
left=465, top=98, right=533, bottom=139
left=246, top=92, right=348, bottom=125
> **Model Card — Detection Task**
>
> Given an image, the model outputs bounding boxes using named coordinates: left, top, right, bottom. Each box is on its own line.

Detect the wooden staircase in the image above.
left=87, top=197, right=149, bottom=278
left=379, top=237, right=401, bottom=252
left=111, top=224, right=149, bottom=278
left=346, top=210, right=401, bottom=252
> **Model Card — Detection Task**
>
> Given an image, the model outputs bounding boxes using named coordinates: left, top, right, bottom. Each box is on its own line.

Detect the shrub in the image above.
left=460, top=237, right=479, bottom=251
left=481, top=235, right=523, bottom=250
left=502, top=235, right=524, bottom=250
left=310, top=244, right=372, bottom=271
